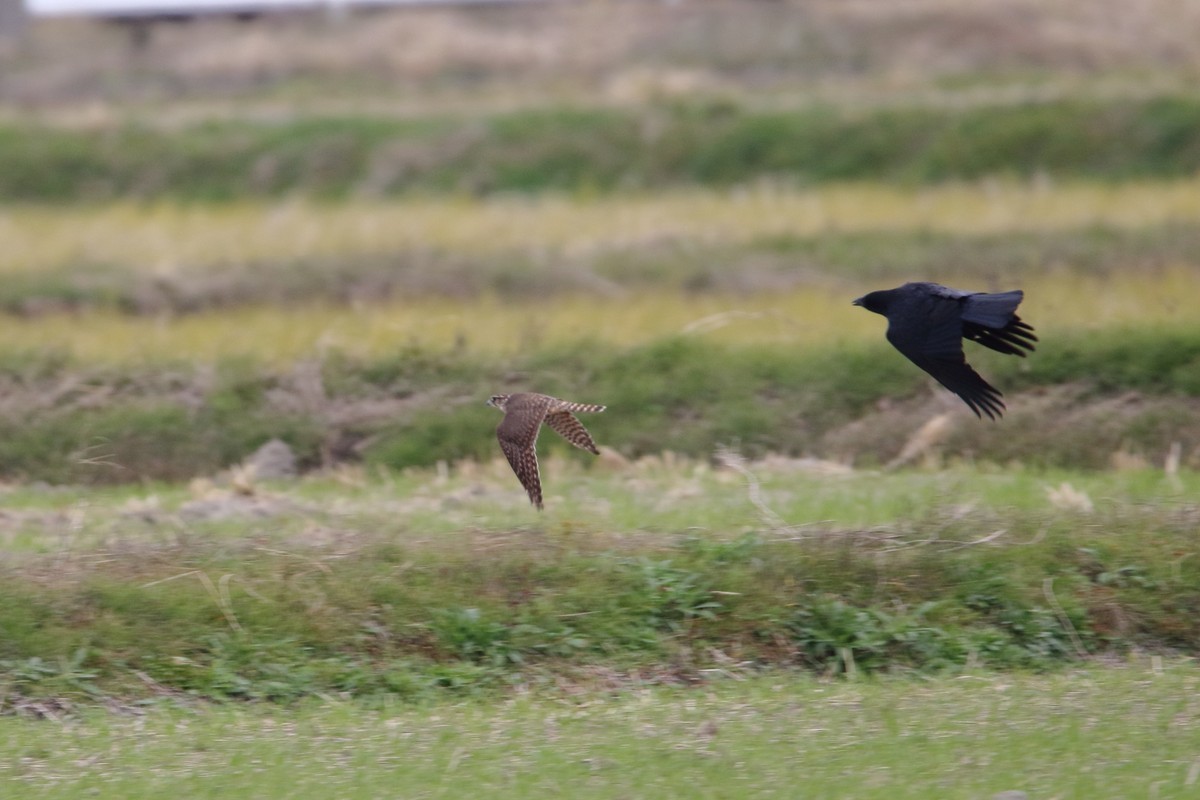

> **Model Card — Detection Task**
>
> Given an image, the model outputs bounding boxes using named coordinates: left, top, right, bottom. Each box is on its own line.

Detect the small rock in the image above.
left=243, top=438, right=297, bottom=480
left=178, top=491, right=288, bottom=521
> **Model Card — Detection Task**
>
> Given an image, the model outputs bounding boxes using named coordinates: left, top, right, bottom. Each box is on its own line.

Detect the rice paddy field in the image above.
left=3, top=0, right=1200, bottom=796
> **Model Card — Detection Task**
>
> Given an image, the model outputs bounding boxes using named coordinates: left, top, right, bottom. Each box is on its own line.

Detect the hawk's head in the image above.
left=486, top=394, right=510, bottom=410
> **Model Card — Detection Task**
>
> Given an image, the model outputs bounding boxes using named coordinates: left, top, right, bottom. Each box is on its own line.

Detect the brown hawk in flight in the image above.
left=486, top=392, right=606, bottom=510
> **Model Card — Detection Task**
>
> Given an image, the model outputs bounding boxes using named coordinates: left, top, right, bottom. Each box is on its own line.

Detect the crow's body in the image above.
left=853, top=282, right=1037, bottom=419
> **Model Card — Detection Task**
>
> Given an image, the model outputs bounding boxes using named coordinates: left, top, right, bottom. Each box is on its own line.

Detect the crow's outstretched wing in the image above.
left=885, top=292, right=1006, bottom=420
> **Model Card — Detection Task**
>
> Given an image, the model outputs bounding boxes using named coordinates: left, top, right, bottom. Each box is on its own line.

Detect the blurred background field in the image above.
left=0, top=0, right=1198, bottom=483
left=2, top=2, right=1200, bottom=791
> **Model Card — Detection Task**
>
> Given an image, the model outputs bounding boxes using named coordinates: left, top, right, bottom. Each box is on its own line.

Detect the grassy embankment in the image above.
left=1, top=464, right=1198, bottom=707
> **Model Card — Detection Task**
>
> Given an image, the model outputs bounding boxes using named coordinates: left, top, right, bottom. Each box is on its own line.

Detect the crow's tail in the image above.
left=961, top=290, right=1023, bottom=329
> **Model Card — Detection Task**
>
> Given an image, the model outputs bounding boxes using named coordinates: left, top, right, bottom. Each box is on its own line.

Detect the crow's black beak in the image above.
left=851, top=297, right=864, bottom=307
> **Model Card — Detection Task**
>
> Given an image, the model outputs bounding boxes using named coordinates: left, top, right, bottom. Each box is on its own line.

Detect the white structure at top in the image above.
left=25, top=0, right=524, bottom=17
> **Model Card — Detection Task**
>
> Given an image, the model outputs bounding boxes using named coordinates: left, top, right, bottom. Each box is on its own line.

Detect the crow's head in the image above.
left=852, top=290, right=892, bottom=315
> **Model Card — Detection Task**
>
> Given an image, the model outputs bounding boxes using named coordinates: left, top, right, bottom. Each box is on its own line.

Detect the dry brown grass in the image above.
left=4, top=0, right=1200, bottom=114
left=4, top=179, right=1200, bottom=276
left=0, top=262, right=1194, bottom=364
left=826, top=383, right=1200, bottom=472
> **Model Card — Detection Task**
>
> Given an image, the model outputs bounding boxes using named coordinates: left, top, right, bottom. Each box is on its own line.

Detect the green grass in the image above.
left=1, top=459, right=1194, bottom=549
left=4, top=96, right=1200, bottom=201
left=2, top=663, right=1198, bottom=799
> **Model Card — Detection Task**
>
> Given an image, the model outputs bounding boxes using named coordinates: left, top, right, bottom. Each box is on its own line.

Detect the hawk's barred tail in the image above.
left=556, top=402, right=606, bottom=414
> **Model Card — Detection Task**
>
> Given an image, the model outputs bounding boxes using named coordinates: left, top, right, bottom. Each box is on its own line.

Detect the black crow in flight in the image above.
left=852, top=282, right=1037, bottom=419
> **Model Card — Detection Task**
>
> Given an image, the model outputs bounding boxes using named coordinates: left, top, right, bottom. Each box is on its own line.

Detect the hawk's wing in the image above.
left=498, top=438, right=543, bottom=510
left=495, top=394, right=553, bottom=509
left=544, top=412, right=600, bottom=454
